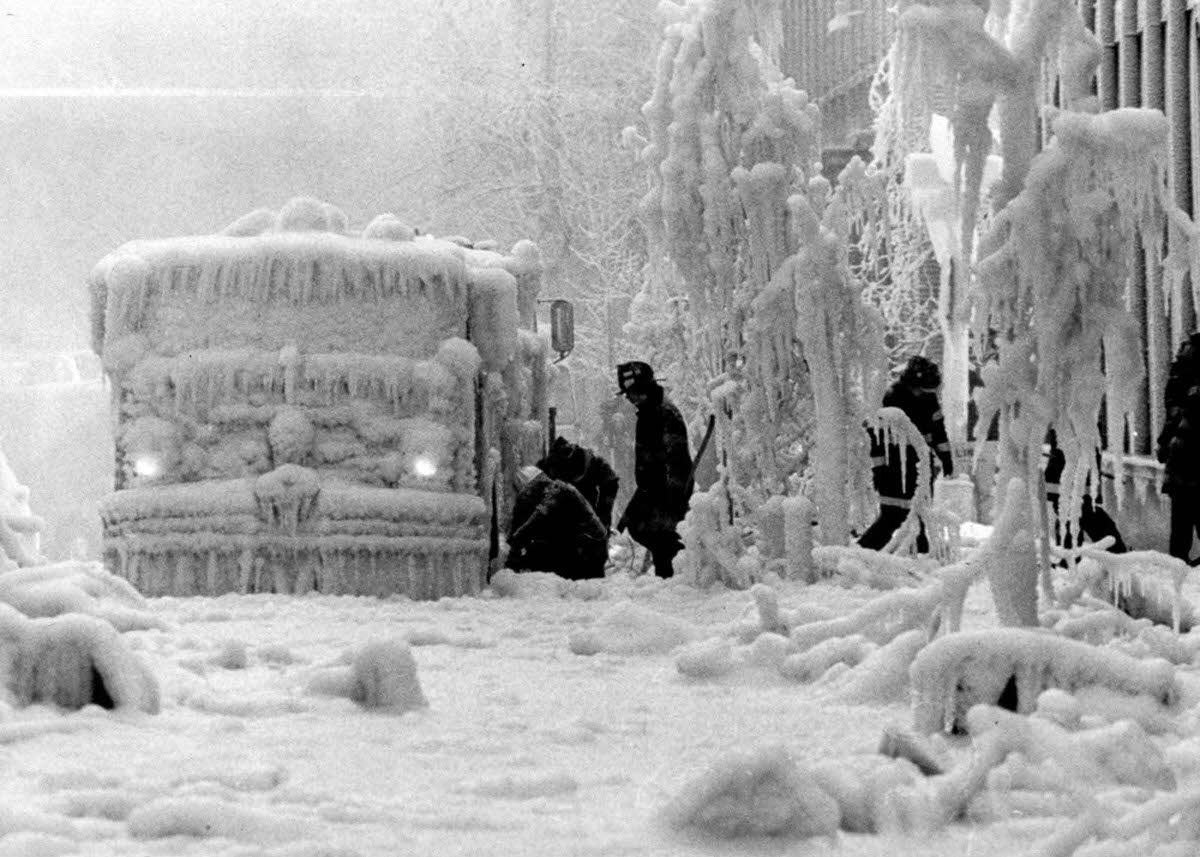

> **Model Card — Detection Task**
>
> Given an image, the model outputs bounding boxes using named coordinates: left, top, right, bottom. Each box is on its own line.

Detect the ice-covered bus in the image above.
left=89, top=197, right=555, bottom=598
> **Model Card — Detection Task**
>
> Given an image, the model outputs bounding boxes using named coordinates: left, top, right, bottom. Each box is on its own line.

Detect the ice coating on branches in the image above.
left=975, top=108, right=1194, bottom=530
left=789, top=583, right=942, bottom=653
left=876, top=0, right=1108, bottom=446
left=0, top=602, right=159, bottom=713
left=909, top=627, right=1177, bottom=735
left=636, top=0, right=830, bottom=509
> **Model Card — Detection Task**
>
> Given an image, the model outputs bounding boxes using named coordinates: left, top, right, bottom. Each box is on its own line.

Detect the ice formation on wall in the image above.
left=90, top=198, right=546, bottom=599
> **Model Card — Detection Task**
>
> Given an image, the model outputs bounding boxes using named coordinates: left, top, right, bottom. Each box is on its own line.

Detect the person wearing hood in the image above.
left=859, top=355, right=953, bottom=553
left=1157, top=332, right=1200, bottom=563
left=614, top=361, right=693, bottom=578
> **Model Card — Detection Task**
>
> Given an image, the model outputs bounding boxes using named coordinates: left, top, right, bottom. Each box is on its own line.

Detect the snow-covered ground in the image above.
left=4, top=532, right=1200, bottom=857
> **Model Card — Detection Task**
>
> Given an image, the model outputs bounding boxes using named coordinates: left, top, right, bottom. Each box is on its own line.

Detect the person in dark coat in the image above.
left=506, top=466, right=608, bottom=579
left=1042, top=429, right=1127, bottom=553
left=537, top=436, right=620, bottom=533
left=614, top=361, right=693, bottom=578
left=858, top=355, right=954, bottom=553
left=1156, top=332, right=1200, bottom=562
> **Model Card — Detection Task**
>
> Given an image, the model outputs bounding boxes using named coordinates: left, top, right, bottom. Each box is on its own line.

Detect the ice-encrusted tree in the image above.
left=871, top=0, right=1104, bottom=442
left=976, top=109, right=1195, bottom=574
left=633, top=0, right=819, bottom=503
left=875, top=0, right=1196, bottom=623
left=631, top=0, right=888, bottom=544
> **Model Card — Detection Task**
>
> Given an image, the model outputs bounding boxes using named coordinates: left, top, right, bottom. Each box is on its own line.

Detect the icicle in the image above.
left=173, top=552, right=188, bottom=598
left=238, top=549, right=253, bottom=594
left=123, top=547, right=138, bottom=592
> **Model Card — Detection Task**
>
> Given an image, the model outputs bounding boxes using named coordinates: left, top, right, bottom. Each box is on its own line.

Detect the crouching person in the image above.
left=506, top=466, right=608, bottom=580
left=537, top=436, right=620, bottom=533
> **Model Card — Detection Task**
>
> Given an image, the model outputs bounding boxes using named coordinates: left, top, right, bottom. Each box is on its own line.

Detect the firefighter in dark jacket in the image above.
left=1042, top=429, right=1127, bottom=553
left=506, top=466, right=608, bottom=579
left=614, top=361, right=693, bottom=578
left=858, top=355, right=953, bottom=553
left=1157, top=332, right=1200, bottom=562
left=537, top=436, right=620, bottom=533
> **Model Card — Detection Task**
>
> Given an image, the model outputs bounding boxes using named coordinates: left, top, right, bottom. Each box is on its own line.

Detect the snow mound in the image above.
left=675, top=637, right=737, bottom=679
left=457, top=770, right=579, bottom=800
left=220, top=207, right=277, bottom=236
left=305, top=640, right=427, bottom=713
left=362, top=212, right=416, bottom=242
left=128, top=796, right=312, bottom=843
left=661, top=745, right=841, bottom=840
left=277, top=196, right=342, bottom=232
left=350, top=640, right=427, bottom=711
left=568, top=601, right=699, bottom=656
left=488, top=569, right=604, bottom=601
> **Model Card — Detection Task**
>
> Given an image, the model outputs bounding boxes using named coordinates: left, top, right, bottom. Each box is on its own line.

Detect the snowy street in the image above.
left=0, top=570, right=1082, bottom=857
left=5, top=0, right=1200, bottom=855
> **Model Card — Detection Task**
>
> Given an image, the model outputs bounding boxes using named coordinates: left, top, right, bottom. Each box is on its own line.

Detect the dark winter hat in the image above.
left=617, top=361, right=656, bottom=395
left=901, top=355, right=942, bottom=389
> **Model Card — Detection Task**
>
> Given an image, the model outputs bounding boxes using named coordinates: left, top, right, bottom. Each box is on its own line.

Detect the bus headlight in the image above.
left=412, top=455, right=437, bottom=479
left=133, top=454, right=162, bottom=480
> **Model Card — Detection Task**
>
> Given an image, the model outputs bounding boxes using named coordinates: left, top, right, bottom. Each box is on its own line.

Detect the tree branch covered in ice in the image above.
left=659, top=697, right=1187, bottom=850
left=0, top=602, right=159, bottom=713
left=975, top=108, right=1195, bottom=545
left=634, top=0, right=825, bottom=507
left=909, top=627, right=1177, bottom=735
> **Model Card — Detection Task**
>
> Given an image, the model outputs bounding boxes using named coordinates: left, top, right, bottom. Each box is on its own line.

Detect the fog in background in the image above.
left=0, top=0, right=588, bottom=557
left=0, top=0, right=480, bottom=351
